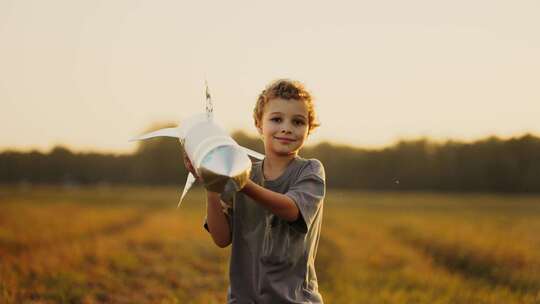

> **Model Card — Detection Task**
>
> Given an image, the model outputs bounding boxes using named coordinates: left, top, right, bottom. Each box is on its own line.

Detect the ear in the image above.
left=255, top=121, right=263, bottom=135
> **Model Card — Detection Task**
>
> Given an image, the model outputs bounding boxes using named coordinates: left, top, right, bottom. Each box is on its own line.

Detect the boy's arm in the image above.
left=183, top=153, right=230, bottom=248
left=206, top=191, right=232, bottom=248
left=241, top=179, right=299, bottom=222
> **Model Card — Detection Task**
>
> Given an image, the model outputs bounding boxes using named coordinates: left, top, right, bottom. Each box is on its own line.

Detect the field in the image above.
left=1, top=186, right=540, bottom=304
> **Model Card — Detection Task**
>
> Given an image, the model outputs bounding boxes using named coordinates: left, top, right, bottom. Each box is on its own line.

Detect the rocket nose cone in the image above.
left=200, top=145, right=251, bottom=177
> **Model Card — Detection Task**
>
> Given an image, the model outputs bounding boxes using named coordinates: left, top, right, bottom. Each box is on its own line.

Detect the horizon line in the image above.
left=1, top=131, right=538, bottom=155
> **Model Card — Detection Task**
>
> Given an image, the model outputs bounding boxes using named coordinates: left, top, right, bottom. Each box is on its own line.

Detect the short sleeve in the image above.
left=285, top=159, right=326, bottom=234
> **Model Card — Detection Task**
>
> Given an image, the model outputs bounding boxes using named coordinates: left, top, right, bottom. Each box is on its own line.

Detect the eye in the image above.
left=293, top=119, right=306, bottom=126
left=270, top=117, right=282, bottom=123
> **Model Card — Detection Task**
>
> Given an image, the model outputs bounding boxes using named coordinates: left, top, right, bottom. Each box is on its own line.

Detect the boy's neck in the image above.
left=262, top=153, right=297, bottom=181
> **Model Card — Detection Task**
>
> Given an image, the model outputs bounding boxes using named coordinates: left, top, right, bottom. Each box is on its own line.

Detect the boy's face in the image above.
left=257, top=98, right=309, bottom=157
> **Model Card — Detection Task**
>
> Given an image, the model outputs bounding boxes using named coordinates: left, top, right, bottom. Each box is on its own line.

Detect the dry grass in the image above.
left=1, top=186, right=539, bottom=303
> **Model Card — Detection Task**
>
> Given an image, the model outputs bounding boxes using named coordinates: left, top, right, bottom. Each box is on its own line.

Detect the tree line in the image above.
left=1, top=132, right=539, bottom=193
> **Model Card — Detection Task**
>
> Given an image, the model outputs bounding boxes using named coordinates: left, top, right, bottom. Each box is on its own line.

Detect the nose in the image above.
left=280, top=122, right=292, bottom=134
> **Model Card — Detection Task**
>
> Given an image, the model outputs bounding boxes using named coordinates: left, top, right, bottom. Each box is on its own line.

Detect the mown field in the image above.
left=1, top=186, right=539, bottom=304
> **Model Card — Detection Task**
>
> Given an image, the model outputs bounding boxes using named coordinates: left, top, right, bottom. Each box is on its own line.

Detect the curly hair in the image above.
left=253, top=79, right=320, bottom=133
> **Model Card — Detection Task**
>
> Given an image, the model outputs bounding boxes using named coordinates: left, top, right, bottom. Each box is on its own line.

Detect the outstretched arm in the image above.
left=241, top=179, right=299, bottom=222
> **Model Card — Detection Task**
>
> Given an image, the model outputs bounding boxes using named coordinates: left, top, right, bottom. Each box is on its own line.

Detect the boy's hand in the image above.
left=183, top=152, right=202, bottom=182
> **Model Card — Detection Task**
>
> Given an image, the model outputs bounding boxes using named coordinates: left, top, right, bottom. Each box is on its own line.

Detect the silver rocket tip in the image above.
left=200, top=145, right=251, bottom=177
left=198, top=145, right=252, bottom=193
left=205, top=80, right=213, bottom=120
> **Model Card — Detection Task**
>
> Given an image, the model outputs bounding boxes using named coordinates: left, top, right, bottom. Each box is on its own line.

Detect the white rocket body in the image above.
left=130, top=113, right=264, bottom=207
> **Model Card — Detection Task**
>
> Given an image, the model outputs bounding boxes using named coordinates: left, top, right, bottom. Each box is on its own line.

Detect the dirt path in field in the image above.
left=84, top=211, right=149, bottom=240
left=389, top=224, right=539, bottom=294
left=0, top=210, right=154, bottom=256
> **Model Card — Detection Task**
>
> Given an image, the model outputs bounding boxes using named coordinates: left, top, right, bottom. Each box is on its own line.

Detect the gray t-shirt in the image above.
left=207, top=156, right=326, bottom=304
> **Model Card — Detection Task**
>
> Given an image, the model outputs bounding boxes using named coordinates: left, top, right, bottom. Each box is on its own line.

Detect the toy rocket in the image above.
left=130, top=83, right=264, bottom=207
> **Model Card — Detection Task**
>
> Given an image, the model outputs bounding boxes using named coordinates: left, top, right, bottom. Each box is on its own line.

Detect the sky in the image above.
left=1, top=0, right=539, bottom=153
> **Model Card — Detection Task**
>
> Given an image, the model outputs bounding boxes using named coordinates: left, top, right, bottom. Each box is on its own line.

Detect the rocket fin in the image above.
left=129, top=127, right=181, bottom=142
left=240, top=147, right=265, bottom=160
left=178, top=173, right=197, bottom=208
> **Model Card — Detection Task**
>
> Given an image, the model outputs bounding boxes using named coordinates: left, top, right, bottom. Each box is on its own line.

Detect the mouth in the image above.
left=274, top=136, right=296, bottom=143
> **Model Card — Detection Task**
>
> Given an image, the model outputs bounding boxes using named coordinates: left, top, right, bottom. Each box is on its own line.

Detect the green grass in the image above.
left=1, top=186, right=539, bottom=303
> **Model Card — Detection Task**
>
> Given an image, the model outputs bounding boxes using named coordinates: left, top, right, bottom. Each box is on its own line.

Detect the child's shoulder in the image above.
left=303, top=158, right=324, bottom=169
left=250, top=157, right=325, bottom=180
left=297, top=157, right=325, bottom=179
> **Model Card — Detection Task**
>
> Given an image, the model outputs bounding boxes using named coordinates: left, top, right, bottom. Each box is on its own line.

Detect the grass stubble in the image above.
left=0, top=186, right=539, bottom=303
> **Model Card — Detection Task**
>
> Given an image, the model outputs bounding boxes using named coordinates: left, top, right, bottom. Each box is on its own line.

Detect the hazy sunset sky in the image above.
left=1, top=0, right=539, bottom=153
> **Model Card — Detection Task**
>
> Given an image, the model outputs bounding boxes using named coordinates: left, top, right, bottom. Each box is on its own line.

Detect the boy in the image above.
left=186, top=79, right=325, bottom=303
